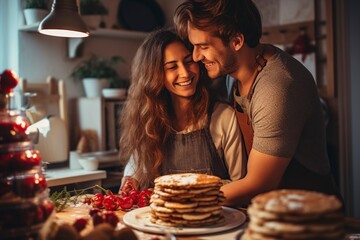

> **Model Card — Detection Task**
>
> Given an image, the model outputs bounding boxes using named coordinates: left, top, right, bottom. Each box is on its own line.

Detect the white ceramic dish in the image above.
left=78, top=157, right=99, bottom=171
left=123, top=206, right=246, bottom=235
left=102, top=88, right=127, bottom=99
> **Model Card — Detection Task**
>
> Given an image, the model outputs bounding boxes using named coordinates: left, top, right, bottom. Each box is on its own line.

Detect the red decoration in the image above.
left=0, top=69, right=19, bottom=94
left=286, top=29, right=315, bottom=62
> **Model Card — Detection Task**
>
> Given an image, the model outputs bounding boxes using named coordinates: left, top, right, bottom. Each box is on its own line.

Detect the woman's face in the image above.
left=163, top=41, right=200, bottom=100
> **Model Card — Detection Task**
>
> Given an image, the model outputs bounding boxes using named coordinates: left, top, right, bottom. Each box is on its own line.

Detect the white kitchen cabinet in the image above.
left=77, top=97, right=124, bottom=152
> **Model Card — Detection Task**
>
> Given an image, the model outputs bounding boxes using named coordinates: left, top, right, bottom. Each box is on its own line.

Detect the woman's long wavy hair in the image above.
left=119, top=28, right=210, bottom=189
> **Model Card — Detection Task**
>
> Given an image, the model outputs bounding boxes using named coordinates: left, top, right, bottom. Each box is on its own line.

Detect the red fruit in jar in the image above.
left=41, top=199, right=55, bottom=219
left=92, top=212, right=104, bottom=226
left=0, top=120, right=29, bottom=143
left=35, top=206, right=45, bottom=224
left=92, top=193, right=104, bottom=208
left=0, top=150, right=41, bottom=173
left=118, top=196, right=134, bottom=210
left=73, top=217, right=88, bottom=232
left=0, top=69, right=18, bottom=93
left=17, top=174, right=47, bottom=198
left=0, top=152, right=12, bottom=172
left=102, top=195, right=119, bottom=211
left=0, top=178, right=12, bottom=197
left=129, top=189, right=139, bottom=205
left=104, top=211, right=119, bottom=228
left=89, top=208, right=102, bottom=217
left=4, top=149, right=41, bottom=172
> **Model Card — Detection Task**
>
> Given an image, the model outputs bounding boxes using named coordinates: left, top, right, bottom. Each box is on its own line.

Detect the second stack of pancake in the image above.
left=150, top=173, right=225, bottom=227
left=242, top=189, right=344, bottom=240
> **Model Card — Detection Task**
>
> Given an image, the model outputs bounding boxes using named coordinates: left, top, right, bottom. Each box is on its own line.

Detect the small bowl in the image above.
left=78, top=157, right=99, bottom=171
left=102, top=88, right=127, bottom=99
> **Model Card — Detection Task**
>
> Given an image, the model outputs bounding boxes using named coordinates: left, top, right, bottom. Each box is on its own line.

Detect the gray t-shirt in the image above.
left=234, top=47, right=330, bottom=175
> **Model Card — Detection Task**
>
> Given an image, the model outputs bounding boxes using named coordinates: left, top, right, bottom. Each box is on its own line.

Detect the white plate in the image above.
left=123, top=206, right=246, bottom=235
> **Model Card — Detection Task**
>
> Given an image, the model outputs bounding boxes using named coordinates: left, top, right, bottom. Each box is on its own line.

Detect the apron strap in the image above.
left=232, top=82, right=254, bottom=157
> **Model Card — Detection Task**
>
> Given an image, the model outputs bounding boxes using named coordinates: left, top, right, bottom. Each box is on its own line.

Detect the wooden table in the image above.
left=55, top=202, right=360, bottom=240
left=55, top=203, right=247, bottom=240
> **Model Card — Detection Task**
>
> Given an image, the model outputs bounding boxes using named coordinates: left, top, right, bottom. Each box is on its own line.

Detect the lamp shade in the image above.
left=38, top=0, right=90, bottom=38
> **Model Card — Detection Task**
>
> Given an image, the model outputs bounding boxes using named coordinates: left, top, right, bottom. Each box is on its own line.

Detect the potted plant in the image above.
left=23, top=0, right=49, bottom=25
left=80, top=0, right=108, bottom=29
left=71, top=54, right=127, bottom=98
left=102, top=76, right=130, bottom=99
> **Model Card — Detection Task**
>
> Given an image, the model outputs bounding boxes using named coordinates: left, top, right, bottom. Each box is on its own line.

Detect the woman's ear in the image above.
left=231, top=33, right=245, bottom=51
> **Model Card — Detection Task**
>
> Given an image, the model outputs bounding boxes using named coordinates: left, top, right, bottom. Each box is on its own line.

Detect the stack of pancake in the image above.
left=242, top=189, right=344, bottom=240
left=150, top=173, right=225, bottom=227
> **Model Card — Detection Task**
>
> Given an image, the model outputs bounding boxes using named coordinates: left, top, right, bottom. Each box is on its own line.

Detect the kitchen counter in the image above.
left=45, top=168, right=107, bottom=187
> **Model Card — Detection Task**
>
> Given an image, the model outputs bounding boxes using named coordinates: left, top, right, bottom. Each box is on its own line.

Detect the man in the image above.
left=174, top=0, right=341, bottom=206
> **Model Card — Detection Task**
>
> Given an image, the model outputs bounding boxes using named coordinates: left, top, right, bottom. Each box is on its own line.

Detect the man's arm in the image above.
left=221, top=148, right=290, bottom=206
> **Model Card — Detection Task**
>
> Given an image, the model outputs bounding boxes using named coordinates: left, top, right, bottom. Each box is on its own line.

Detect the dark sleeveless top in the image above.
left=161, top=108, right=230, bottom=180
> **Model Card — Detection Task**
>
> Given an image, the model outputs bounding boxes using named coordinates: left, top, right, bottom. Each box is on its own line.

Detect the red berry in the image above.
left=138, top=197, right=150, bottom=208
left=92, top=213, right=104, bottom=226
left=118, top=196, right=134, bottom=210
left=129, top=190, right=139, bottom=205
left=73, top=217, right=88, bottom=232
left=104, top=211, right=119, bottom=228
left=102, top=195, right=119, bottom=211
left=119, top=190, right=128, bottom=197
left=83, top=196, right=92, bottom=205
left=89, top=208, right=101, bottom=217
left=0, top=69, right=18, bottom=93
left=122, top=180, right=135, bottom=195
left=92, top=193, right=104, bottom=208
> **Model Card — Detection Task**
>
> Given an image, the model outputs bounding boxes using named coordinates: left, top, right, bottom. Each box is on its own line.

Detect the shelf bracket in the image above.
left=68, top=38, right=84, bottom=59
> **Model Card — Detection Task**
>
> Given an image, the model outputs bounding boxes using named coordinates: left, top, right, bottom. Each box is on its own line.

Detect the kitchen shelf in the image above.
left=19, top=23, right=148, bottom=58
left=19, top=23, right=148, bottom=39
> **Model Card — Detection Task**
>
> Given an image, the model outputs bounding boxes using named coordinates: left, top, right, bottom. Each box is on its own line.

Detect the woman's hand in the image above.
left=119, top=176, right=140, bottom=193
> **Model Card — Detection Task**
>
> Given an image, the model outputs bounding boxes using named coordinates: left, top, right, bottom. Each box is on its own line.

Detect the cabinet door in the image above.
left=77, top=97, right=105, bottom=151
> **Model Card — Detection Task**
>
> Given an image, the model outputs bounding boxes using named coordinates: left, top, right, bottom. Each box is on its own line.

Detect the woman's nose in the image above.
left=179, top=64, right=190, bottom=78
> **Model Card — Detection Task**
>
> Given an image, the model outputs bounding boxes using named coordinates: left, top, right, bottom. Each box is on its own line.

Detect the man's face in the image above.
left=187, top=24, right=237, bottom=79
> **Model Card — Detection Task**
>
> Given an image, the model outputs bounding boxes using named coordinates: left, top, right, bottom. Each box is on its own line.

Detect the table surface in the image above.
left=55, top=202, right=360, bottom=240
left=55, top=203, right=247, bottom=240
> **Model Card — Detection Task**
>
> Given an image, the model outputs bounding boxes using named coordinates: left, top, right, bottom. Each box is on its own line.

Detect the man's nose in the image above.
left=192, top=48, right=203, bottom=62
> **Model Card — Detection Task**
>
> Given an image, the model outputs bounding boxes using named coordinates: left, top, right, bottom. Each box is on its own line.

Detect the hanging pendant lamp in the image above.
left=38, top=0, right=90, bottom=38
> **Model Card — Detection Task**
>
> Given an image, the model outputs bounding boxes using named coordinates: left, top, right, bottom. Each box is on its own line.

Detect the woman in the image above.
left=119, top=28, right=245, bottom=191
